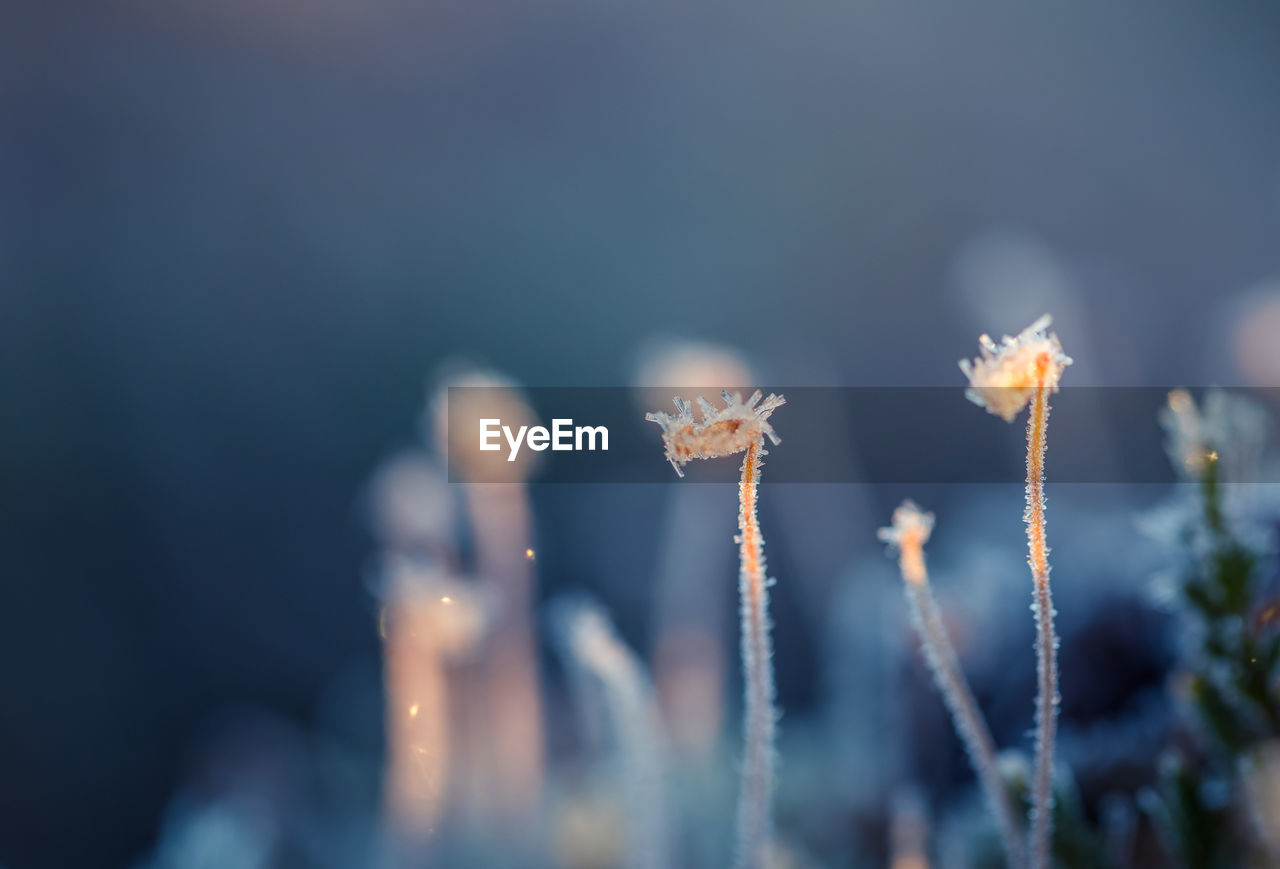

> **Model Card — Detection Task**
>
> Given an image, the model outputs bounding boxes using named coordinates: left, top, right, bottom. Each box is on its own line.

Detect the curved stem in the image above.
left=901, top=577, right=1027, bottom=869
left=735, top=441, right=776, bottom=869
left=1025, top=380, right=1058, bottom=869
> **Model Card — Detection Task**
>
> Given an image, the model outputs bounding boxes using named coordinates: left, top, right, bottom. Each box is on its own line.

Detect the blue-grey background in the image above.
left=3, top=1, right=1279, bottom=865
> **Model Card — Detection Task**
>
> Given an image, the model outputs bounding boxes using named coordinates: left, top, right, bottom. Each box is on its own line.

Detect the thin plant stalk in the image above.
left=882, top=502, right=1026, bottom=869
left=645, top=390, right=785, bottom=869
left=555, top=599, right=670, bottom=869
left=960, top=315, right=1070, bottom=869
left=1024, top=368, right=1057, bottom=869
left=736, top=441, right=776, bottom=869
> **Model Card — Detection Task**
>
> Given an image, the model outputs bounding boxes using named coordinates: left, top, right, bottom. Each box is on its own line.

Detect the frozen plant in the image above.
left=880, top=501, right=1027, bottom=869
left=551, top=598, right=670, bottom=869
left=961, top=314, right=1072, bottom=869
left=634, top=338, right=755, bottom=758
left=647, top=389, right=784, bottom=478
left=647, top=389, right=786, bottom=869
left=1141, top=389, right=1278, bottom=868
left=1156, top=388, right=1276, bottom=749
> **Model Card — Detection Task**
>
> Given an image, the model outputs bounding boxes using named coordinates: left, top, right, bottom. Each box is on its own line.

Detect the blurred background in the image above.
left=3, top=1, right=1280, bottom=866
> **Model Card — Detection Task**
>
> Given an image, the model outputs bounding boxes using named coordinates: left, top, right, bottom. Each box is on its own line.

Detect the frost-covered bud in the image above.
left=959, top=314, right=1072, bottom=422
left=877, top=500, right=935, bottom=585
left=877, top=500, right=934, bottom=551
left=645, top=389, right=784, bottom=477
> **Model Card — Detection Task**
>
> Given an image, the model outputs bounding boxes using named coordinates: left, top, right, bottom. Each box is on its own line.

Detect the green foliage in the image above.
left=1146, top=394, right=1278, bottom=869
left=1182, top=457, right=1276, bottom=753
left=1149, top=755, right=1237, bottom=869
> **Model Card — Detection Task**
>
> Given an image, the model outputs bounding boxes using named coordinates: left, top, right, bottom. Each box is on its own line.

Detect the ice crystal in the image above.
left=959, top=314, right=1073, bottom=422
left=645, top=389, right=785, bottom=477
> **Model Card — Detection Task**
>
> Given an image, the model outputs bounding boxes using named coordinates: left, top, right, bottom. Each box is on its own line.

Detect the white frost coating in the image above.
left=734, top=441, right=776, bottom=869
left=557, top=600, right=670, bottom=869
left=961, top=315, right=1071, bottom=869
left=959, top=314, right=1072, bottom=422
left=880, top=501, right=1028, bottom=869
left=645, top=390, right=784, bottom=869
left=645, top=389, right=785, bottom=477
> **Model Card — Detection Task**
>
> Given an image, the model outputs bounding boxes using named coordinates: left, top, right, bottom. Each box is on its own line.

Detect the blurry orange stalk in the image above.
left=462, top=484, right=543, bottom=822
left=881, top=502, right=1026, bottom=869
left=382, top=595, right=451, bottom=839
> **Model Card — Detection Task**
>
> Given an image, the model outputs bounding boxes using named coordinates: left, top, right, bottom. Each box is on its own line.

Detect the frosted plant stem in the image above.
left=735, top=441, right=776, bottom=869
left=1025, top=379, right=1057, bottom=869
left=560, top=603, right=670, bottom=869
left=898, top=548, right=1027, bottom=869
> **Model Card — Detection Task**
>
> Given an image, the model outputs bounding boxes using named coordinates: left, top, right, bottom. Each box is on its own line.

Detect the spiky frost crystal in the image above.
left=959, top=314, right=1073, bottom=422
left=645, top=389, right=785, bottom=477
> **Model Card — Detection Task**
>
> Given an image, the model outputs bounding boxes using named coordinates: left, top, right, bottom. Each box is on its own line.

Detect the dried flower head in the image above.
left=959, top=314, right=1073, bottom=422
left=645, top=389, right=785, bottom=477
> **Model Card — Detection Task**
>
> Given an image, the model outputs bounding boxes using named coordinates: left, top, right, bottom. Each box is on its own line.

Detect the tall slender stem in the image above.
left=561, top=604, right=670, bottom=869
left=735, top=441, right=776, bottom=869
left=1025, top=377, right=1058, bottom=869
left=899, top=567, right=1027, bottom=869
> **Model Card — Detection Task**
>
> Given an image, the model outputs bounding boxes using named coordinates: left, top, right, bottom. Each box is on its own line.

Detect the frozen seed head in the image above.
left=959, top=314, right=1072, bottom=422
left=877, top=500, right=935, bottom=551
left=645, top=389, right=785, bottom=477
left=877, top=500, right=935, bottom=585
